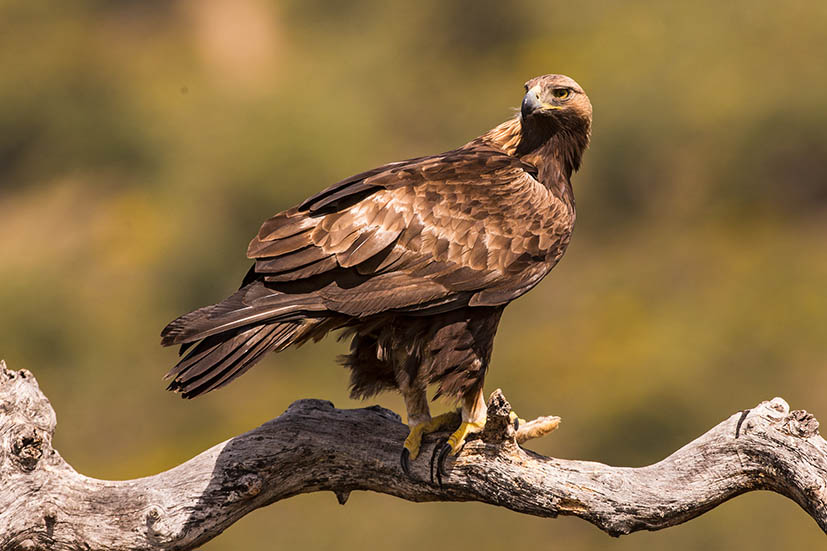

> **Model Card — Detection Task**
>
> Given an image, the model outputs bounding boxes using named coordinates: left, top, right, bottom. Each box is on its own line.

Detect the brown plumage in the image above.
left=162, top=74, right=592, bottom=470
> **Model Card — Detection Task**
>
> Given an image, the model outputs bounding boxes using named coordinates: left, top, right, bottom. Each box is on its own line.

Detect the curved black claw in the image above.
left=400, top=447, right=412, bottom=477
left=430, top=439, right=453, bottom=487
left=513, top=416, right=520, bottom=431
left=429, top=438, right=445, bottom=484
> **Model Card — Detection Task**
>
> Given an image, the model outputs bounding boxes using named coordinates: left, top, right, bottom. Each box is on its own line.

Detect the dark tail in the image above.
left=161, top=281, right=327, bottom=398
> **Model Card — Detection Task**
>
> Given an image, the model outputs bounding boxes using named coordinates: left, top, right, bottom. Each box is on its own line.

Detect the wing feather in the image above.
left=262, top=256, right=339, bottom=282
left=254, top=211, right=315, bottom=242
left=255, top=246, right=329, bottom=273
left=243, top=146, right=573, bottom=316
left=337, top=226, right=401, bottom=268
left=248, top=229, right=313, bottom=258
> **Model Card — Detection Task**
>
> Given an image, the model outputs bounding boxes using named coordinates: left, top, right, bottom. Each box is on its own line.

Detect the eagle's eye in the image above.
left=552, top=88, right=571, bottom=100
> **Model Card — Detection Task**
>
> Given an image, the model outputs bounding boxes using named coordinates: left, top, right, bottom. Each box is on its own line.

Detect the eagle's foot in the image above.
left=400, top=410, right=461, bottom=476
left=430, top=420, right=485, bottom=486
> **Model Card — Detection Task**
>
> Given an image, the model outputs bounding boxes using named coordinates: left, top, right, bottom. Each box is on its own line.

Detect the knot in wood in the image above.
left=145, top=505, right=173, bottom=539
left=238, top=473, right=263, bottom=497
left=225, top=467, right=263, bottom=502
left=10, top=428, right=45, bottom=471
left=781, top=410, right=820, bottom=438
left=146, top=506, right=162, bottom=525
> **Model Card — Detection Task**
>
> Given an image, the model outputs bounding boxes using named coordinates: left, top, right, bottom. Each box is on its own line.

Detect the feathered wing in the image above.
left=162, top=144, right=573, bottom=397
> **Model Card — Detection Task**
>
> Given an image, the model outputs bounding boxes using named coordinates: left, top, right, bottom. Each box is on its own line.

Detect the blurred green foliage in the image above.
left=1, top=1, right=825, bottom=549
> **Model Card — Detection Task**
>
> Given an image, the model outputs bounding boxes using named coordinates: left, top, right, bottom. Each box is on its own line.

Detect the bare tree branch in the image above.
left=0, top=360, right=824, bottom=550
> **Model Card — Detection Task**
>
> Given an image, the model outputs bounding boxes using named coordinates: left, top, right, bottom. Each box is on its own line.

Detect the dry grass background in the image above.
left=0, top=1, right=825, bottom=548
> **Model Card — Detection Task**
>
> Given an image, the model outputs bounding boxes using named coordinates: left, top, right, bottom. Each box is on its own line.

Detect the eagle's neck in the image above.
left=479, top=116, right=590, bottom=181
left=519, top=116, right=590, bottom=178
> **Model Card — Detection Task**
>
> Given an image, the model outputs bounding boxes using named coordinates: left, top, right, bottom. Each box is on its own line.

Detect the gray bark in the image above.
left=0, top=360, right=824, bottom=550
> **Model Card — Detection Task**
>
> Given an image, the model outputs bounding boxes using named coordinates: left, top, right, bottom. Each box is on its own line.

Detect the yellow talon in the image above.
left=403, top=425, right=425, bottom=460
left=445, top=420, right=485, bottom=456
left=403, top=410, right=460, bottom=460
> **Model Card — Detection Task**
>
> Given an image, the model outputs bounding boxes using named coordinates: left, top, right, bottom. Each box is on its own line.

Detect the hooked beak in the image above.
left=521, top=85, right=558, bottom=118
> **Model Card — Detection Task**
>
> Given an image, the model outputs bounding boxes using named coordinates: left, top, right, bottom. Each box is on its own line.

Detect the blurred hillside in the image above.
left=0, top=1, right=825, bottom=549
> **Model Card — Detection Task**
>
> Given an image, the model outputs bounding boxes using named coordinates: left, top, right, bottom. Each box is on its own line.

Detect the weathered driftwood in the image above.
left=0, top=360, right=825, bottom=550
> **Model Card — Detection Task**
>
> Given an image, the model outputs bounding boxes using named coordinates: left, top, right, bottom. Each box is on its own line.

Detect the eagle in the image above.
left=162, top=74, right=592, bottom=477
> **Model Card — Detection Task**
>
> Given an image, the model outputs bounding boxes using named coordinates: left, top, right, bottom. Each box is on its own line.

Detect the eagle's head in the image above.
left=517, top=74, right=592, bottom=171
left=520, top=74, right=592, bottom=131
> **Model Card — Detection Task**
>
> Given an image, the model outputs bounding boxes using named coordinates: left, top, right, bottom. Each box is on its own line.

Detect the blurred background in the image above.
left=1, top=0, right=826, bottom=548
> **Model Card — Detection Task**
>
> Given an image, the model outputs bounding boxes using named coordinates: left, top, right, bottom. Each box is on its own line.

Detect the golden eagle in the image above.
left=162, top=74, right=592, bottom=477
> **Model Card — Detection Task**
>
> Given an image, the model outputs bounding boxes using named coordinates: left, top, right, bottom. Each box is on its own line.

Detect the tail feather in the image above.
left=197, top=322, right=300, bottom=394
left=165, top=321, right=305, bottom=398
left=162, top=280, right=331, bottom=399
left=160, top=281, right=325, bottom=346
left=172, top=324, right=268, bottom=381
